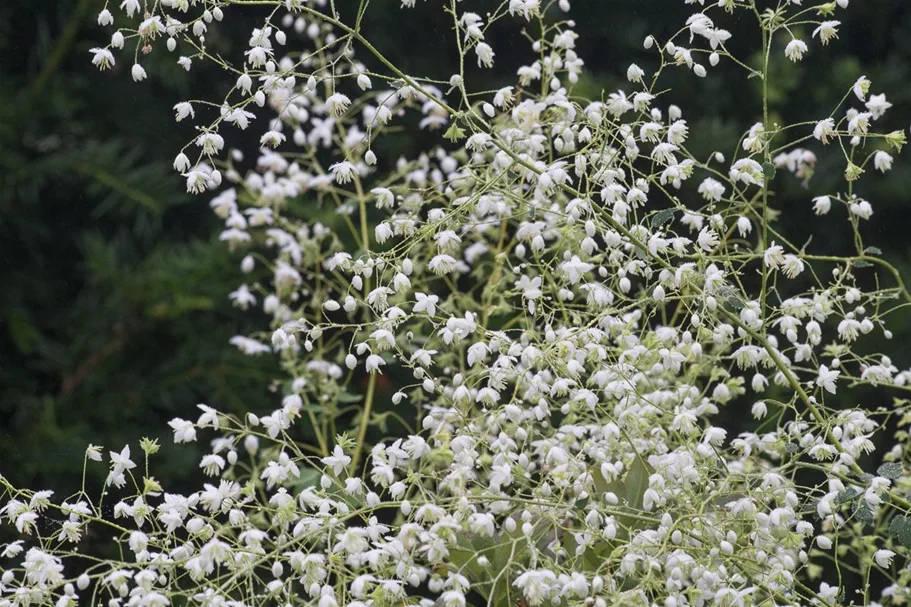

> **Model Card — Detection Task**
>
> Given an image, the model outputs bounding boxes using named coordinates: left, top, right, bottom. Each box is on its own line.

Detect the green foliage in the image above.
left=0, top=0, right=275, bottom=495
left=878, top=462, right=903, bottom=480
left=889, top=516, right=911, bottom=549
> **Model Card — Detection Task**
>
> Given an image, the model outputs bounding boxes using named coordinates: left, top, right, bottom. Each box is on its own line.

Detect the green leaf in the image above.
left=762, top=162, right=777, bottom=181
left=878, top=462, right=903, bottom=480
left=4, top=307, right=38, bottom=354
left=721, top=293, right=746, bottom=312
left=650, top=208, right=676, bottom=230
left=853, top=259, right=873, bottom=268
left=578, top=542, right=613, bottom=573
left=834, top=487, right=860, bottom=504
left=889, top=515, right=911, bottom=548
left=621, top=456, right=652, bottom=511
left=785, top=442, right=799, bottom=454
left=864, top=246, right=883, bottom=256
left=855, top=504, right=875, bottom=525
left=287, top=467, right=321, bottom=493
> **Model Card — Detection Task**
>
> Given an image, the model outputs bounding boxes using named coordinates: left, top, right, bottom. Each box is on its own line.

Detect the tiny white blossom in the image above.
left=816, top=364, right=840, bottom=394
left=322, top=446, right=351, bottom=475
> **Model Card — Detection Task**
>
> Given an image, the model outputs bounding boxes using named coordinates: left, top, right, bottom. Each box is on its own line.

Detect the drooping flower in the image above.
left=785, top=38, right=807, bottom=61
left=813, top=21, right=840, bottom=45
left=475, top=42, right=495, bottom=68
left=326, top=92, right=352, bottom=116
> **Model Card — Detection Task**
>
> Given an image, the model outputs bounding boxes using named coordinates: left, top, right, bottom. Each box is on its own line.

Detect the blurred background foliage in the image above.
left=2, top=0, right=911, bottom=500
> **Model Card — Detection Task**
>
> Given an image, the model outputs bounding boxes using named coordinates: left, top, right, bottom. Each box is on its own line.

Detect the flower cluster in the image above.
left=6, top=1, right=911, bottom=607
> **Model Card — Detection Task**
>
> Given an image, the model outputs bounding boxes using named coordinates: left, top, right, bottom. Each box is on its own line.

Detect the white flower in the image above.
left=461, top=12, right=484, bottom=38
left=508, top=0, right=539, bottom=20
left=131, top=63, right=147, bottom=82
left=736, top=216, right=752, bottom=236
left=764, top=242, right=785, bottom=269
left=196, top=132, right=225, bottom=156
left=97, top=9, right=114, bottom=25
left=169, top=418, right=197, bottom=443
left=852, top=75, right=871, bottom=101
left=120, top=0, right=140, bottom=17
left=236, top=73, right=253, bottom=94
left=813, top=118, right=836, bottom=144
left=329, top=161, right=357, bottom=183
left=414, top=293, right=438, bottom=317
left=559, top=256, right=593, bottom=284
left=199, top=454, right=225, bottom=476
left=785, top=38, right=807, bottom=61
left=812, top=196, right=831, bottom=215
left=475, top=42, right=495, bottom=68
left=230, top=284, right=256, bottom=309
left=260, top=131, right=286, bottom=148
left=667, top=120, right=689, bottom=144
left=2, top=541, right=24, bottom=558
left=245, top=46, right=269, bottom=68
left=781, top=255, right=805, bottom=279
left=626, top=63, right=645, bottom=83
left=322, top=446, right=351, bottom=475
left=866, top=93, right=892, bottom=119
left=816, top=364, right=840, bottom=394
left=513, top=570, right=556, bottom=606
left=466, top=133, right=491, bottom=152
left=428, top=254, right=457, bottom=275
left=494, top=86, right=514, bottom=107
left=272, top=327, right=291, bottom=349
left=375, top=222, right=393, bottom=244
left=874, top=549, right=895, bottom=568
left=696, top=228, right=719, bottom=251
left=849, top=198, right=873, bottom=219
left=698, top=177, right=725, bottom=202
left=365, top=354, right=385, bottom=374
left=371, top=187, right=395, bottom=209
left=874, top=151, right=893, bottom=172
left=89, top=48, right=115, bottom=70
left=729, top=158, right=764, bottom=186
left=357, top=74, right=372, bottom=90
left=173, top=102, right=194, bottom=122
left=813, top=21, right=840, bottom=45
left=326, top=92, right=351, bottom=116
left=819, top=583, right=839, bottom=605
left=107, top=445, right=136, bottom=486
left=847, top=111, right=872, bottom=137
